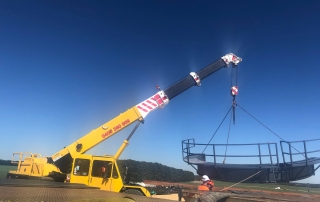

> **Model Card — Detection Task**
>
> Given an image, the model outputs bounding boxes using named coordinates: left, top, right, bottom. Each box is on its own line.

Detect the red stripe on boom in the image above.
left=142, top=103, right=153, bottom=110
left=137, top=106, right=148, bottom=112
left=146, top=100, right=157, bottom=107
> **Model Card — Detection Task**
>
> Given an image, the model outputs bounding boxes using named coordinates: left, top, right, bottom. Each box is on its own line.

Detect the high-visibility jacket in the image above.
left=198, top=180, right=214, bottom=191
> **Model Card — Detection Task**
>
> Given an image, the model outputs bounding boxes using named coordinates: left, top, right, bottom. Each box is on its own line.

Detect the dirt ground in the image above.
left=145, top=180, right=320, bottom=202
left=149, top=186, right=320, bottom=202
left=152, top=191, right=320, bottom=202
left=152, top=194, right=184, bottom=201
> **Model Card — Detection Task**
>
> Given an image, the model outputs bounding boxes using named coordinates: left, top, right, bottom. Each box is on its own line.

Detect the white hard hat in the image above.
left=202, top=175, right=210, bottom=181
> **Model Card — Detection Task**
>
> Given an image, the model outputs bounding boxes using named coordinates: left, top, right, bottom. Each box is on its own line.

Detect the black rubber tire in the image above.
left=51, top=172, right=66, bottom=182
left=199, top=192, right=232, bottom=202
left=6, top=173, right=19, bottom=179
left=52, top=174, right=66, bottom=182
left=6, top=173, right=13, bottom=179
left=53, top=177, right=65, bottom=182
left=123, top=189, right=143, bottom=196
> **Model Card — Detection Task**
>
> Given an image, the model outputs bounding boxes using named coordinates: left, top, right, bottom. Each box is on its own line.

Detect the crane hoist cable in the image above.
left=202, top=106, right=233, bottom=153
left=236, top=104, right=305, bottom=158
left=205, top=102, right=305, bottom=162
left=223, top=109, right=233, bottom=164
left=202, top=65, right=239, bottom=153
left=230, top=63, right=238, bottom=125
left=223, top=64, right=239, bottom=162
left=229, top=65, right=304, bottom=158
left=203, top=59, right=305, bottom=160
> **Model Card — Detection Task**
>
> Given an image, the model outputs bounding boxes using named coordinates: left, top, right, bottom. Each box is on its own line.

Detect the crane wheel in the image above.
left=123, top=189, right=143, bottom=196
left=53, top=177, right=65, bottom=182
left=50, top=171, right=66, bottom=182
left=6, top=173, right=15, bottom=179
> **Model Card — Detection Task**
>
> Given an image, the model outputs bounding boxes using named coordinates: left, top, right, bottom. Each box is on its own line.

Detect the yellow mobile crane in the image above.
left=7, top=53, right=242, bottom=196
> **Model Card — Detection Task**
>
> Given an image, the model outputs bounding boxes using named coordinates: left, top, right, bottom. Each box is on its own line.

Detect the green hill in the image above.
left=0, top=159, right=194, bottom=182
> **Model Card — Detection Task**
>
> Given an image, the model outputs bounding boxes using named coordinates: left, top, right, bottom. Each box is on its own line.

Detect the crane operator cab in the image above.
left=68, top=154, right=150, bottom=196
left=70, top=155, right=120, bottom=189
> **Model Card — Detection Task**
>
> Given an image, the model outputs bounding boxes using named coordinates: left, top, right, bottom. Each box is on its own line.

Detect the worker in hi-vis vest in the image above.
left=198, top=175, right=214, bottom=191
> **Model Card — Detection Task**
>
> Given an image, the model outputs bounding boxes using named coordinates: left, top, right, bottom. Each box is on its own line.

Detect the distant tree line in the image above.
left=117, top=159, right=194, bottom=182
left=0, top=159, right=15, bottom=166
left=194, top=175, right=201, bottom=181
left=0, top=158, right=195, bottom=182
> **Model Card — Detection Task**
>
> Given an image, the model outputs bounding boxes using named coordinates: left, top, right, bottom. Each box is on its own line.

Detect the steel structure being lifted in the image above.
left=181, top=56, right=320, bottom=184
left=182, top=138, right=320, bottom=183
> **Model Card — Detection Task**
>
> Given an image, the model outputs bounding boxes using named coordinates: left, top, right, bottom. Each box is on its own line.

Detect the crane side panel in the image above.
left=65, top=107, right=142, bottom=156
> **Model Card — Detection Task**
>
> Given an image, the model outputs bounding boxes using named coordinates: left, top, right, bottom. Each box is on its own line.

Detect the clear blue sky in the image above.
left=1, top=1, right=320, bottom=183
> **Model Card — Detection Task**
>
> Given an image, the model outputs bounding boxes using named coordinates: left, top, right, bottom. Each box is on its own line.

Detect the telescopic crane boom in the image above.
left=8, top=53, right=241, bottom=196
left=50, top=53, right=241, bottom=173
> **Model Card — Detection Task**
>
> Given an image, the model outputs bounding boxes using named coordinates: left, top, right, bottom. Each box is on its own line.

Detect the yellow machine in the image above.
left=7, top=53, right=242, bottom=196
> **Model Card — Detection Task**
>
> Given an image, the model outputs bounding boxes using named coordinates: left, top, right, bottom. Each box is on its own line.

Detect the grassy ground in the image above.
left=0, top=165, right=17, bottom=179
